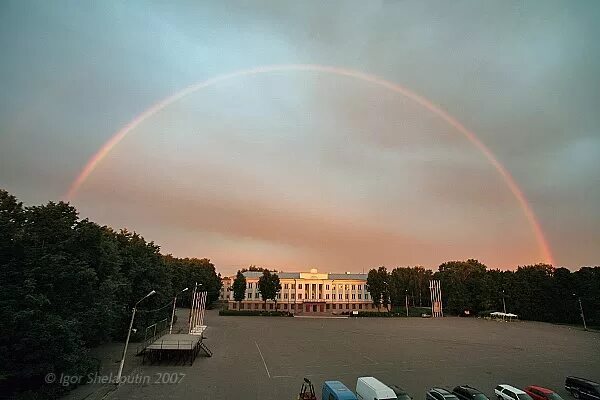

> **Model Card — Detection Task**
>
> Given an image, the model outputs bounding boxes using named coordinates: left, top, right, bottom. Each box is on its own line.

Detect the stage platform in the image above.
left=142, top=333, right=211, bottom=365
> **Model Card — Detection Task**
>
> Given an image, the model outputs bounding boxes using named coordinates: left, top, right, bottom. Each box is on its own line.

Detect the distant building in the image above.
left=219, top=268, right=376, bottom=314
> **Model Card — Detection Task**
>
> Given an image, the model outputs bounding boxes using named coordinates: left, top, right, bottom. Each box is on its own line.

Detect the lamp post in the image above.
left=405, top=289, right=409, bottom=317
left=502, top=289, right=507, bottom=314
left=573, top=294, right=587, bottom=331
left=169, top=287, right=189, bottom=334
left=116, top=290, right=156, bottom=384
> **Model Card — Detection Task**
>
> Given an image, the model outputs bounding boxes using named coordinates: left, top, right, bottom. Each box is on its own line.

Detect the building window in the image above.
left=358, top=285, right=362, bottom=290
left=333, top=304, right=337, bottom=309
left=358, top=294, right=362, bottom=299
left=291, top=293, right=295, bottom=299
left=365, top=293, right=369, bottom=299
left=338, top=294, right=342, bottom=300
left=352, top=285, right=356, bottom=290
left=318, top=284, right=322, bottom=290
left=345, top=294, right=349, bottom=300
left=284, top=293, right=288, bottom=299
left=312, top=293, right=316, bottom=299
left=298, top=284, right=302, bottom=289
left=339, top=284, right=343, bottom=290
left=326, top=294, right=329, bottom=299
left=318, top=294, right=322, bottom=299
left=298, top=294, right=302, bottom=299
left=284, top=304, right=288, bottom=309
left=326, top=304, right=330, bottom=309
left=284, top=283, right=289, bottom=289
left=312, top=284, right=316, bottom=291
left=326, top=284, right=329, bottom=290
left=352, top=303, right=356, bottom=309
left=359, top=304, right=363, bottom=309
left=269, top=303, right=274, bottom=310
left=248, top=292, right=252, bottom=299
left=346, top=304, right=349, bottom=309
left=248, top=283, right=252, bottom=288
left=277, top=293, right=281, bottom=299
left=255, top=303, right=259, bottom=309
left=292, top=284, right=295, bottom=289
left=352, top=294, right=355, bottom=299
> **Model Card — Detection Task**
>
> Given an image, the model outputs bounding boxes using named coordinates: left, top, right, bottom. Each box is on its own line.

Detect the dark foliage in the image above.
left=366, top=261, right=599, bottom=326
left=0, top=189, right=221, bottom=399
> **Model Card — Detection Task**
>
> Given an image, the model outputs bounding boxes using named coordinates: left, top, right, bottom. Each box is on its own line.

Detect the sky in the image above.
left=1, top=0, right=599, bottom=275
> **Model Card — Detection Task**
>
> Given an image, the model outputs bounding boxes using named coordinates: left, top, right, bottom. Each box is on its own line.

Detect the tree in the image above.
left=258, top=270, right=274, bottom=308
left=272, top=273, right=282, bottom=310
left=232, top=270, right=247, bottom=309
left=241, top=265, right=274, bottom=273
left=0, top=188, right=223, bottom=399
left=436, top=259, right=487, bottom=314
left=257, top=270, right=282, bottom=310
left=367, top=268, right=386, bottom=310
left=378, top=266, right=390, bottom=311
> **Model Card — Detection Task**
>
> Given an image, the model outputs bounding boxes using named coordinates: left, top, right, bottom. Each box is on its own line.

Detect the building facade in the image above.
left=220, top=269, right=376, bottom=314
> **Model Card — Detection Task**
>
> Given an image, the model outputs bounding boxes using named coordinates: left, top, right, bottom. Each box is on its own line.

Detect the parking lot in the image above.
left=104, top=310, right=599, bottom=400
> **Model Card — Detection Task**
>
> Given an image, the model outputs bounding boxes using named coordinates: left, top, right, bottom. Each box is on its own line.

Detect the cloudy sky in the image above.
left=1, top=0, right=598, bottom=274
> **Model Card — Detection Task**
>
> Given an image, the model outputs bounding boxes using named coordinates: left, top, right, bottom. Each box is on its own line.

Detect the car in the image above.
left=565, top=377, right=600, bottom=400
left=427, top=388, right=461, bottom=400
left=389, top=385, right=413, bottom=400
left=524, top=386, right=565, bottom=400
left=495, top=385, right=534, bottom=400
left=453, top=385, right=490, bottom=400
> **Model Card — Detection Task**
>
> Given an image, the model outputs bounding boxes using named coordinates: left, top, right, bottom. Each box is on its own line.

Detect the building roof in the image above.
left=329, top=273, right=367, bottom=280
left=236, top=270, right=367, bottom=280
left=242, top=271, right=301, bottom=279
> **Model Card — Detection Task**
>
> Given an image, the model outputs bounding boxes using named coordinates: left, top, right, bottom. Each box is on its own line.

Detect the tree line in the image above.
left=0, top=189, right=222, bottom=399
left=366, top=259, right=600, bottom=325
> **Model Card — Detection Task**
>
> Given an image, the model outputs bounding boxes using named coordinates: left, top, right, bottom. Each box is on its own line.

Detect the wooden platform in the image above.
left=142, top=333, right=211, bottom=365
left=145, top=334, right=201, bottom=350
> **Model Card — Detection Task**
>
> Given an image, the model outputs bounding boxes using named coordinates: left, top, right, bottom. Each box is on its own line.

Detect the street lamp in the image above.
left=405, top=289, right=409, bottom=317
left=573, top=294, right=587, bottom=331
left=502, top=289, right=507, bottom=314
left=116, top=290, right=156, bottom=384
left=169, top=287, right=189, bottom=334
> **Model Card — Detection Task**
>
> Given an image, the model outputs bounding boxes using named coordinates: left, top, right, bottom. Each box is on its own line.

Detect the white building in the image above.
left=219, top=269, right=376, bottom=314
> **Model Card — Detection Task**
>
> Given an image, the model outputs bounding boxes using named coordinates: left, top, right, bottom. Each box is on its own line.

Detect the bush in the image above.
left=477, top=309, right=496, bottom=318
left=349, top=306, right=433, bottom=318
left=350, top=311, right=405, bottom=317
left=218, top=310, right=292, bottom=317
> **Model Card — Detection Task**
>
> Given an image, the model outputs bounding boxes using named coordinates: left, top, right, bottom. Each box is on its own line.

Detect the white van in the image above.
left=356, top=377, right=398, bottom=400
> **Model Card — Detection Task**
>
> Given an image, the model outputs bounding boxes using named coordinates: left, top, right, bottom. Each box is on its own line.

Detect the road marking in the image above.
left=255, top=341, right=271, bottom=379
left=271, top=375, right=293, bottom=379
left=362, top=354, right=377, bottom=364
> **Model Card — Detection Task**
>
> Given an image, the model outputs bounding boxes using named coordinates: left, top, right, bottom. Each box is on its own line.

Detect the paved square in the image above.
left=107, top=310, right=599, bottom=400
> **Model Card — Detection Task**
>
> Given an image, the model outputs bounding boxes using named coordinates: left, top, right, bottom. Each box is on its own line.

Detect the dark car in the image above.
left=565, top=377, right=600, bottom=400
left=428, top=388, right=461, bottom=400
left=389, top=385, right=413, bottom=400
left=453, top=386, right=490, bottom=400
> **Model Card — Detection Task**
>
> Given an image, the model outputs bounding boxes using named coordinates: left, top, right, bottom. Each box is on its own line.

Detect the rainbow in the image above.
left=64, top=64, right=554, bottom=265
